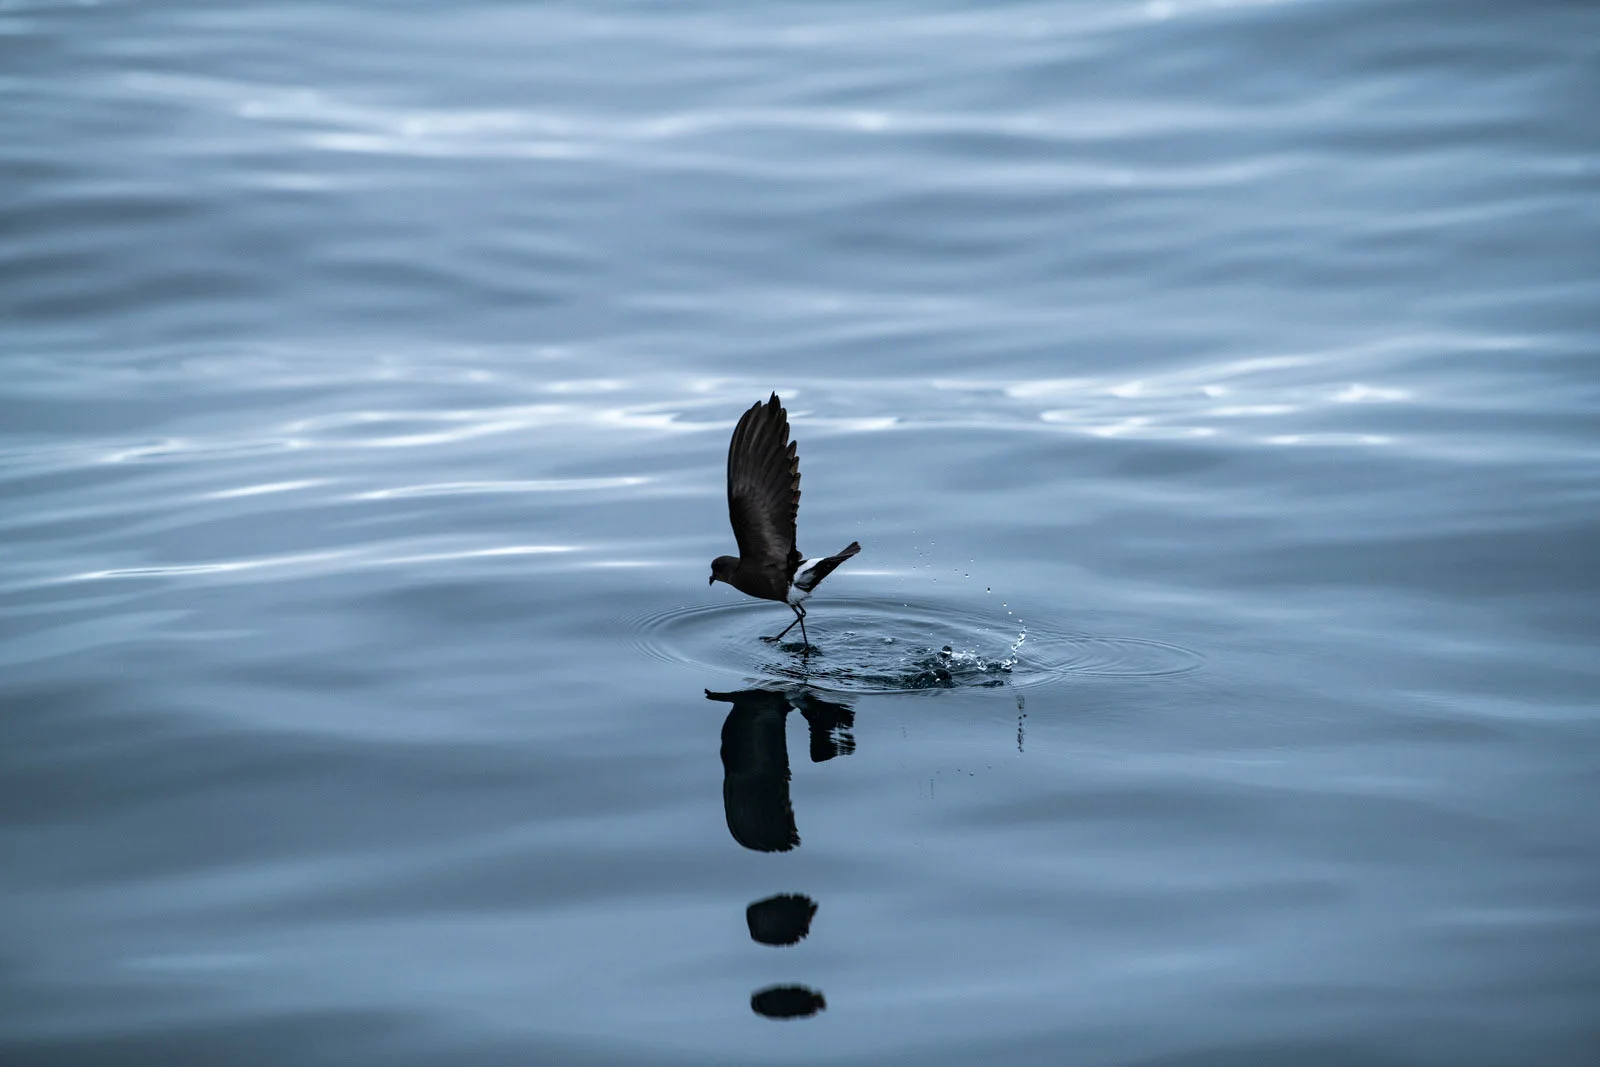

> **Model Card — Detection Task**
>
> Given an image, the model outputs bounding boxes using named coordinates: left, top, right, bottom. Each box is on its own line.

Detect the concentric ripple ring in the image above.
left=627, top=595, right=1202, bottom=693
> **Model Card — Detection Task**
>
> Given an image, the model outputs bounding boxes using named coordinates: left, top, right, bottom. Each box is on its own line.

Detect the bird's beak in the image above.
left=709, top=574, right=716, bottom=585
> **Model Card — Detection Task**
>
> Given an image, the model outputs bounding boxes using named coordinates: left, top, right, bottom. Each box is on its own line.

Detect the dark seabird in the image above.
left=709, top=393, right=860, bottom=647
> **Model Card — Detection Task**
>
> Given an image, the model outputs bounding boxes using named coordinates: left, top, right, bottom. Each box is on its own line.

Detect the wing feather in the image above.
left=727, top=393, right=802, bottom=579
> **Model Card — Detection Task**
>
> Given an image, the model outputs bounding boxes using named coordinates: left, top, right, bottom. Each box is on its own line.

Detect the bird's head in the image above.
left=709, top=556, right=738, bottom=586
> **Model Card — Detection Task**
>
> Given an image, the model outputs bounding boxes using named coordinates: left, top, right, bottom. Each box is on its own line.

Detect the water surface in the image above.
left=3, top=1, right=1599, bottom=1063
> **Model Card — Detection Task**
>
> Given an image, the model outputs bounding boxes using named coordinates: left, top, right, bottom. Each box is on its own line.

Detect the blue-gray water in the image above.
left=3, top=1, right=1598, bottom=1063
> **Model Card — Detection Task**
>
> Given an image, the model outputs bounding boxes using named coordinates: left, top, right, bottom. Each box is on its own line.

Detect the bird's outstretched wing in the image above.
left=727, top=393, right=801, bottom=579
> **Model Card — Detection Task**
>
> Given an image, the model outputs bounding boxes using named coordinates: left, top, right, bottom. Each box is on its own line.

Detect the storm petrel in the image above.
left=709, top=393, right=860, bottom=647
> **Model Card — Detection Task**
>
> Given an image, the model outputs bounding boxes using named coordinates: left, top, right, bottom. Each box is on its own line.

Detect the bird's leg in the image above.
left=770, top=604, right=803, bottom=642
left=797, top=607, right=809, bottom=651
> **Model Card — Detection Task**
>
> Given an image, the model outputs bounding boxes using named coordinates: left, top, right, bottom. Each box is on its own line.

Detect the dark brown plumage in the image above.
left=709, top=393, right=860, bottom=646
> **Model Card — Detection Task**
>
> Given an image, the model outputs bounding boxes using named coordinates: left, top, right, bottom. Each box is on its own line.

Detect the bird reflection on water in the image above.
left=707, top=686, right=855, bottom=1019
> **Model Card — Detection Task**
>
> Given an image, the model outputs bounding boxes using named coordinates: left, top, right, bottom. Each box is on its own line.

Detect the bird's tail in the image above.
left=795, top=541, right=860, bottom=592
